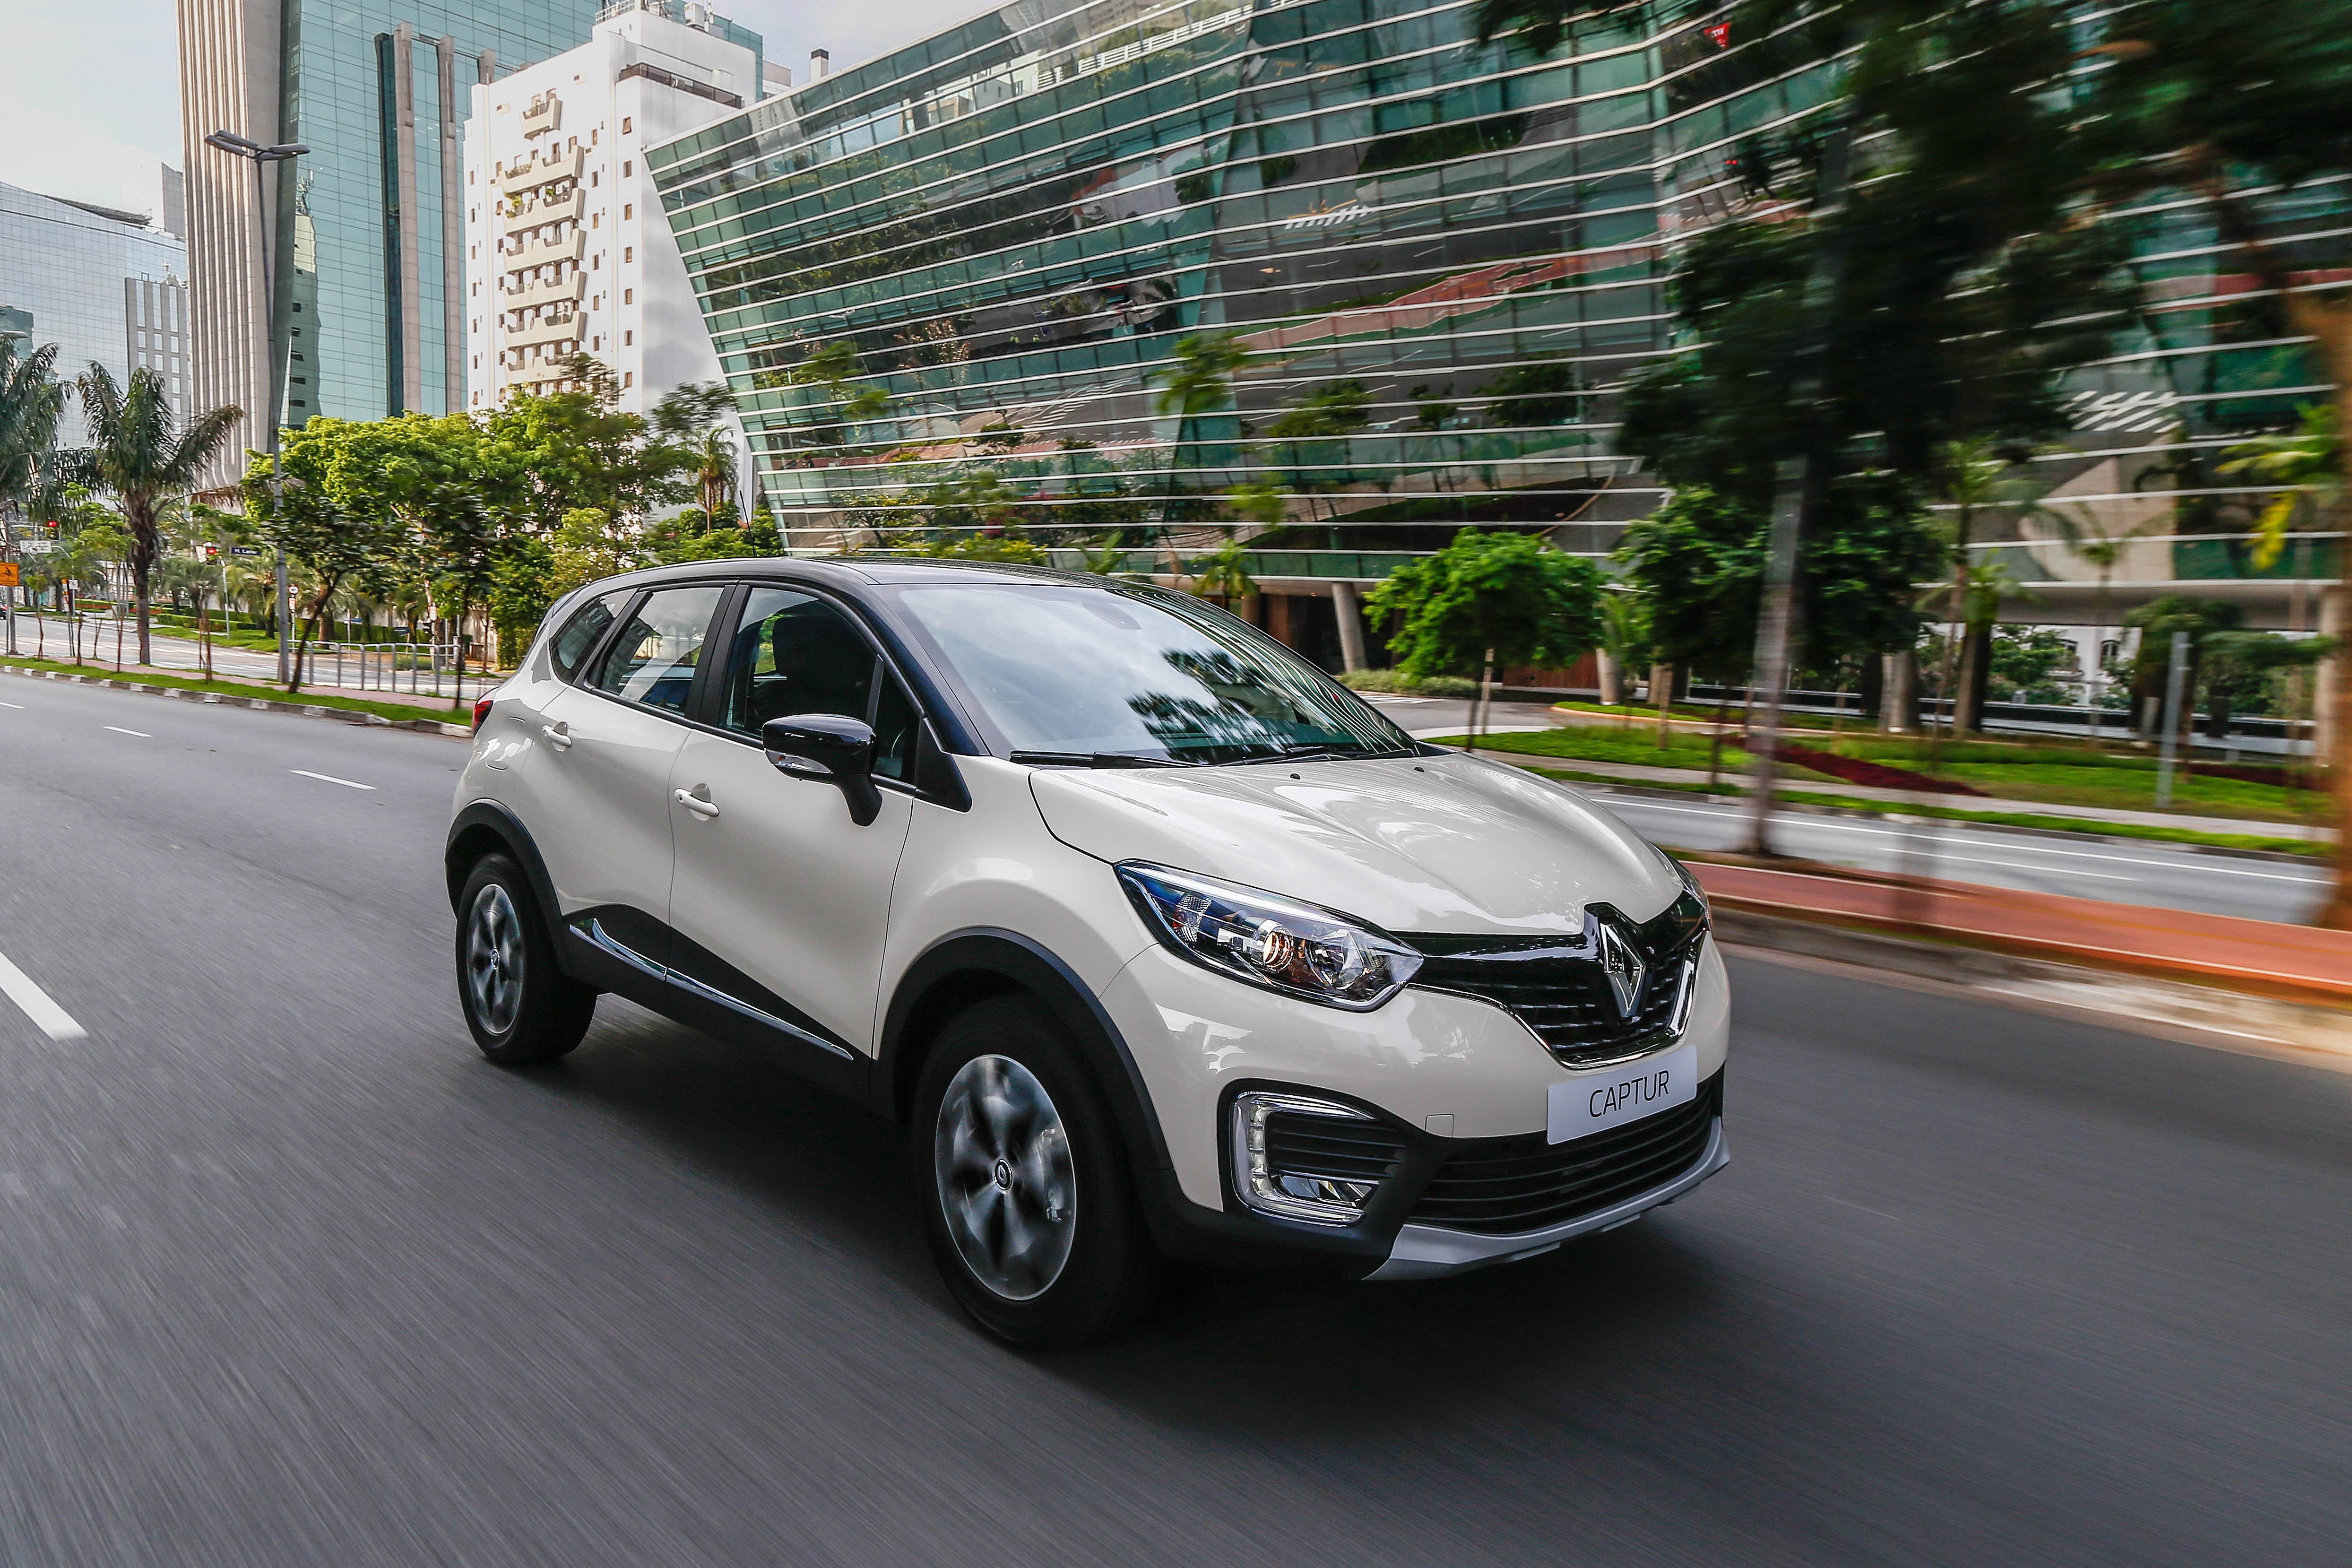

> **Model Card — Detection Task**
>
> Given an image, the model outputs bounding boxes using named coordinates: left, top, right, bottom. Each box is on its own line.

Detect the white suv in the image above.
left=448, top=559, right=1729, bottom=1343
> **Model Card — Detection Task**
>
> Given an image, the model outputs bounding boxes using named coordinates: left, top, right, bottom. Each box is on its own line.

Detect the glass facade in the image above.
left=0, top=182, right=189, bottom=406
left=649, top=0, right=2340, bottom=608
left=277, top=0, right=600, bottom=423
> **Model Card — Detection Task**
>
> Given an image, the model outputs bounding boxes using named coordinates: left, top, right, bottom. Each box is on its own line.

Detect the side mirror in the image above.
left=762, top=714, right=882, bottom=825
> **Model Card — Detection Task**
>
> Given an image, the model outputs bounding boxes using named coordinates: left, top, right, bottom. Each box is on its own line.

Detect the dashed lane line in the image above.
left=289, top=769, right=376, bottom=791
left=102, top=726, right=150, bottom=738
left=0, top=948, right=86, bottom=1041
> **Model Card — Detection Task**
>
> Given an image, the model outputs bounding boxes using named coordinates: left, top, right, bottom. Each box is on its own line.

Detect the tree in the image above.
left=1617, top=481, right=1941, bottom=688
left=2198, top=632, right=2337, bottom=742
left=1152, top=332, right=1250, bottom=530
left=1366, top=528, right=1604, bottom=679
left=69, top=364, right=240, bottom=667
left=1263, top=380, right=1371, bottom=510
left=0, top=340, right=66, bottom=650
left=2078, top=0, right=2352, bottom=919
left=1485, top=0, right=2124, bottom=852
left=240, top=428, right=407, bottom=693
left=2121, top=596, right=2243, bottom=740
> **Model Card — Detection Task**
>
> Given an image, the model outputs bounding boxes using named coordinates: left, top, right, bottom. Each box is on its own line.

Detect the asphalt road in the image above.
left=0, top=675, right=2346, bottom=1567
left=1368, top=693, right=2331, bottom=923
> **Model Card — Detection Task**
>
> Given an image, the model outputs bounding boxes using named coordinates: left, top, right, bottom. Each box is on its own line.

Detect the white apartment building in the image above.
left=461, top=1, right=762, bottom=416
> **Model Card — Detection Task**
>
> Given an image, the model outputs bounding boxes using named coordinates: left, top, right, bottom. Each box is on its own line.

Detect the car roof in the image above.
left=587, top=554, right=1130, bottom=594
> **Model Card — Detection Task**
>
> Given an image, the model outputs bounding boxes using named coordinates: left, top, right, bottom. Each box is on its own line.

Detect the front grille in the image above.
left=1262, top=1109, right=1407, bottom=1185
left=1405, top=893, right=1706, bottom=1066
left=1408, top=1074, right=1721, bottom=1236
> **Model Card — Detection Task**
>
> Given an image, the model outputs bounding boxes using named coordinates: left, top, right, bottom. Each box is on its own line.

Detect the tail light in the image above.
left=472, top=694, right=495, bottom=732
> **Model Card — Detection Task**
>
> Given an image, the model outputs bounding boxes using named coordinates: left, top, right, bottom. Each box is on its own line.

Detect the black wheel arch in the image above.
left=878, top=929, right=1173, bottom=1178
left=445, top=802, right=567, bottom=953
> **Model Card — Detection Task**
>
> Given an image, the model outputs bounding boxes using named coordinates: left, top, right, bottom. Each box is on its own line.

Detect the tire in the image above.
left=455, top=853, right=597, bottom=1066
left=912, top=994, right=1162, bottom=1347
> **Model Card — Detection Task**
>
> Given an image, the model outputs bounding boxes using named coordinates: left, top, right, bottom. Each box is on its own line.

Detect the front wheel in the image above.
left=455, top=853, right=596, bottom=1066
left=913, top=996, right=1161, bottom=1347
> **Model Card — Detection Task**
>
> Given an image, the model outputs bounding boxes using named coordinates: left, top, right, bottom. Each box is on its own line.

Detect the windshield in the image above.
left=887, top=582, right=1414, bottom=764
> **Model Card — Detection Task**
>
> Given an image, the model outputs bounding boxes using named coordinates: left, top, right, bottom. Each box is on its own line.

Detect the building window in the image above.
left=624, top=329, right=633, bottom=346
left=623, top=160, right=632, bottom=176
left=623, top=372, right=633, bottom=388
left=591, top=212, right=599, bottom=227
left=621, top=117, right=631, bottom=133
left=623, top=246, right=632, bottom=262
left=623, top=203, right=632, bottom=219
left=623, top=287, right=632, bottom=303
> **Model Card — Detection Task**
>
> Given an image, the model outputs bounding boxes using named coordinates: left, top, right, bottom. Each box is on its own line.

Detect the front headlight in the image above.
left=1116, top=862, right=1422, bottom=1011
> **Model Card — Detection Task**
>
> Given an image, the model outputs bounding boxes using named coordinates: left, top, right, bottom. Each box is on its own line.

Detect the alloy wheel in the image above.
left=465, top=882, right=525, bottom=1037
left=933, top=1054, right=1078, bottom=1301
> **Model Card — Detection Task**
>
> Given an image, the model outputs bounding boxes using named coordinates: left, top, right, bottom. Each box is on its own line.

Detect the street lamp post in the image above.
left=203, top=130, right=307, bottom=686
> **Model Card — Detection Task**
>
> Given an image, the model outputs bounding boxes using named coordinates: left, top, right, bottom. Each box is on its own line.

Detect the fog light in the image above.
left=1230, top=1091, right=1397, bottom=1226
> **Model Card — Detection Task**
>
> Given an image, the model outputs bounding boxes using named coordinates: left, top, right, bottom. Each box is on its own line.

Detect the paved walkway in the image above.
left=1690, top=860, right=2352, bottom=1004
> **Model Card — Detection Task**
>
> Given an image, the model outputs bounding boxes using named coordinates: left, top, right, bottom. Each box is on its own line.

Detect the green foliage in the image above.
left=1617, top=481, right=1942, bottom=681
left=1190, top=536, right=1258, bottom=602
left=1337, top=668, right=1479, bottom=699
left=2220, top=406, right=2340, bottom=570
left=1263, top=381, right=1370, bottom=441
left=1987, top=626, right=2078, bottom=704
left=1482, top=361, right=1582, bottom=430
left=1225, top=478, right=1292, bottom=528
left=1152, top=333, right=1249, bottom=423
left=917, top=533, right=1047, bottom=563
left=1365, top=528, right=1604, bottom=678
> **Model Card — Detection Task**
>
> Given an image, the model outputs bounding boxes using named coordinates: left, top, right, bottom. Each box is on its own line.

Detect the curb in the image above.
left=0, top=663, right=472, bottom=737
left=1713, top=908, right=2352, bottom=1063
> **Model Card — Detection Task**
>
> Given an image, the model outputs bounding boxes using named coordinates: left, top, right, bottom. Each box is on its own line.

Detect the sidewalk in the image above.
left=1689, top=859, right=2352, bottom=1006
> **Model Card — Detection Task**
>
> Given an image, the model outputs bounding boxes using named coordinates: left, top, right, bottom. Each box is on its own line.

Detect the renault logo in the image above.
left=1596, top=922, right=1647, bottom=1018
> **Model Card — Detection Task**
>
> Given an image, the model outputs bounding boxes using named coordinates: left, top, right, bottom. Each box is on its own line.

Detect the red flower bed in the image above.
left=1769, top=742, right=1988, bottom=797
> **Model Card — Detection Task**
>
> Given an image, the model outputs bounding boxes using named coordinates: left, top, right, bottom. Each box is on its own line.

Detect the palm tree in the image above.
left=694, top=425, right=739, bottom=529
left=69, top=364, right=240, bottom=667
left=0, top=341, right=67, bottom=650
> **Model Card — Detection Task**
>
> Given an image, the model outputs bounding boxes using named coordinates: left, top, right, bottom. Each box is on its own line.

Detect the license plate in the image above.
left=1547, top=1042, right=1698, bottom=1144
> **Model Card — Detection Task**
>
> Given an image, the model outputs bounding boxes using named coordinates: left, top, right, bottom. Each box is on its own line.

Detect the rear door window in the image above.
left=585, top=585, right=724, bottom=716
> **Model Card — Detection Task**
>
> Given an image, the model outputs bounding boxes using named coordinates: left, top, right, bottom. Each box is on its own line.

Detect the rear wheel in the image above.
left=456, top=853, right=596, bottom=1066
left=913, top=995, right=1160, bottom=1347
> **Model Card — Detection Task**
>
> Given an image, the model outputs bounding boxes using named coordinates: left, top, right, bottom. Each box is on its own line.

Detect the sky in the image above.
left=0, top=0, right=988, bottom=219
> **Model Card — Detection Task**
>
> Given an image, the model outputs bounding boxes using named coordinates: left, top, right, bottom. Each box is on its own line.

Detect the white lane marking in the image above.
left=0, top=700, right=22, bottom=709
left=289, top=769, right=376, bottom=791
left=103, top=725, right=150, bottom=738
left=0, top=949, right=86, bottom=1041
left=1594, top=795, right=2326, bottom=882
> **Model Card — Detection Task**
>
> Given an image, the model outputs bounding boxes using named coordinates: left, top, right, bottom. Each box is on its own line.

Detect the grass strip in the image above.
left=0, top=655, right=471, bottom=728
left=1520, top=766, right=2326, bottom=857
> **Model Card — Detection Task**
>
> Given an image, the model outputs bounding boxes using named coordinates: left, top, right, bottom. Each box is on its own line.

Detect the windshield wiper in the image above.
left=1008, top=750, right=1195, bottom=769
left=1215, top=743, right=1410, bottom=766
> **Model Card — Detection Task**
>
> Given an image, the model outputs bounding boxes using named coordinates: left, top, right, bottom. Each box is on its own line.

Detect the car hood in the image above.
left=1028, top=753, right=1680, bottom=937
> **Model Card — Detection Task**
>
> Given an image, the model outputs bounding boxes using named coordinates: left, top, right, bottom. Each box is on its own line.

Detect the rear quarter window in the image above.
left=547, top=590, right=630, bottom=683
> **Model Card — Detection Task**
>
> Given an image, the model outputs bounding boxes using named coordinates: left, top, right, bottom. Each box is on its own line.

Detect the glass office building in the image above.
left=650, top=0, right=2338, bottom=658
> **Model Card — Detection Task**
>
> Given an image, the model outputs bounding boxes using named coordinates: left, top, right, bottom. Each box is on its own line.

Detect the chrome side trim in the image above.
left=1364, top=1117, right=1729, bottom=1282
left=663, top=967, right=857, bottom=1061
left=569, top=918, right=856, bottom=1062
left=572, top=917, right=666, bottom=978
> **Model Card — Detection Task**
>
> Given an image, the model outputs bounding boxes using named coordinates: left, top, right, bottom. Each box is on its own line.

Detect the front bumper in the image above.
left=1366, top=1115, right=1728, bottom=1280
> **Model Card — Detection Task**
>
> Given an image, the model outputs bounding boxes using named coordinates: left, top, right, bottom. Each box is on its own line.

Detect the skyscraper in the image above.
left=176, top=0, right=610, bottom=489
left=462, top=0, right=765, bottom=416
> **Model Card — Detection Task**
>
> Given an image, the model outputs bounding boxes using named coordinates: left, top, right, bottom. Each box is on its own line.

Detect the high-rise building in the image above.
left=650, top=0, right=2340, bottom=675
left=0, top=180, right=189, bottom=411
left=176, top=0, right=647, bottom=489
left=461, top=0, right=764, bottom=416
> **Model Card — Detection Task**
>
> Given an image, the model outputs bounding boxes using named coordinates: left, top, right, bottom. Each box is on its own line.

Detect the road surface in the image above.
left=0, top=675, right=2344, bottom=1566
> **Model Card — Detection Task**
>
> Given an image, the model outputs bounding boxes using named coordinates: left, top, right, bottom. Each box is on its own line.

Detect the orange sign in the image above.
left=0, top=563, right=19, bottom=587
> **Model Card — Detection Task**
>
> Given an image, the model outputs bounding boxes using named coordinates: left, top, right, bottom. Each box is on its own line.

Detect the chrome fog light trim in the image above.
left=1231, top=1090, right=1381, bottom=1226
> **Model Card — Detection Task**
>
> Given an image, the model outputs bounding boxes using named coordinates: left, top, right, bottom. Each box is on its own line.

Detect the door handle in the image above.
left=542, top=722, right=573, bottom=751
left=674, top=785, right=720, bottom=819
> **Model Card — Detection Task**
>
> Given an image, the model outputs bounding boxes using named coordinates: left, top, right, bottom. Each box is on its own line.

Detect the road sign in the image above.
left=230, top=546, right=260, bottom=557
left=0, top=563, right=17, bottom=587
